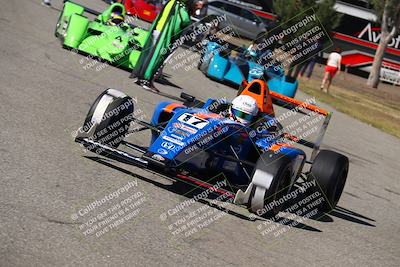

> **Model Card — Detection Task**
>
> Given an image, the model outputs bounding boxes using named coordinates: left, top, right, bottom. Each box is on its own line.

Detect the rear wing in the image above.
left=270, top=91, right=329, bottom=116
left=270, top=91, right=331, bottom=161
left=180, top=89, right=331, bottom=162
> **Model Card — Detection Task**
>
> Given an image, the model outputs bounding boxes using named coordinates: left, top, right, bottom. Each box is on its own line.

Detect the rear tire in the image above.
left=248, top=152, right=293, bottom=218
left=83, top=89, right=134, bottom=149
left=310, top=150, right=349, bottom=212
left=197, top=47, right=210, bottom=73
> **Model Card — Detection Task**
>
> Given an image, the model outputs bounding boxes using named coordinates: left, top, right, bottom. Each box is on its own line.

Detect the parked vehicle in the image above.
left=207, top=0, right=268, bottom=40
left=123, top=0, right=163, bottom=22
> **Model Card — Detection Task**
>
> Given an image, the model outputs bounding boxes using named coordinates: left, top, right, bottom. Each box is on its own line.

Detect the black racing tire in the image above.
left=197, top=47, right=210, bottom=73
left=54, top=4, right=65, bottom=38
left=55, top=16, right=62, bottom=38
left=310, top=150, right=349, bottom=212
left=285, top=75, right=297, bottom=84
left=201, top=15, right=220, bottom=34
left=60, top=17, right=70, bottom=47
left=261, top=72, right=270, bottom=83
left=248, top=152, right=293, bottom=218
left=83, top=89, right=134, bottom=150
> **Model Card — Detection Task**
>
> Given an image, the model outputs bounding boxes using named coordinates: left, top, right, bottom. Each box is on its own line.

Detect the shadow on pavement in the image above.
left=273, top=215, right=322, bottom=232
left=156, top=74, right=182, bottom=89
left=84, top=156, right=322, bottom=232
left=84, top=156, right=253, bottom=222
left=307, top=211, right=334, bottom=223
left=329, top=206, right=376, bottom=227
left=306, top=205, right=375, bottom=227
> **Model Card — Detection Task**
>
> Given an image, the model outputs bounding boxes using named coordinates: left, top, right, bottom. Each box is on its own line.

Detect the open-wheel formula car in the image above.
left=199, top=42, right=299, bottom=98
left=75, top=79, right=349, bottom=217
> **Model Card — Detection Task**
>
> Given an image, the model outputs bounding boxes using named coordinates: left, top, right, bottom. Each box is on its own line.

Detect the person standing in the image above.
left=298, top=40, right=323, bottom=80
left=191, top=0, right=207, bottom=19
left=321, top=47, right=342, bottom=94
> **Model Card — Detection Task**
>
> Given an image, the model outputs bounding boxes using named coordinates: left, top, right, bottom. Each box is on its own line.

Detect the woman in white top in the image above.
left=321, top=47, right=342, bottom=94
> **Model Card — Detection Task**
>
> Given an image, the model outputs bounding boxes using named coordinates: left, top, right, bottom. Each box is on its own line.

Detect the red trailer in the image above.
left=123, top=0, right=163, bottom=22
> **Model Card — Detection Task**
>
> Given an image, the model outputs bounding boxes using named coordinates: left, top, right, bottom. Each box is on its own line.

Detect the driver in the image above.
left=107, top=11, right=125, bottom=26
left=229, top=95, right=259, bottom=127
left=228, top=95, right=283, bottom=140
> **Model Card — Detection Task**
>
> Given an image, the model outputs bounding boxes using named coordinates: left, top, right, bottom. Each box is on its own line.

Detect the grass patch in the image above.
left=299, top=80, right=400, bottom=139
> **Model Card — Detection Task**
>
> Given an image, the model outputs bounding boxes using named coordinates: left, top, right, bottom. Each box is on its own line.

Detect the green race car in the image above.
left=55, top=1, right=149, bottom=70
left=55, top=0, right=191, bottom=83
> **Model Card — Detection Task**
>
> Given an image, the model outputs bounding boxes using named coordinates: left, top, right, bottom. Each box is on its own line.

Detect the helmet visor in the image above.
left=111, top=15, right=124, bottom=24
left=231, top=108, right=254, bottom=122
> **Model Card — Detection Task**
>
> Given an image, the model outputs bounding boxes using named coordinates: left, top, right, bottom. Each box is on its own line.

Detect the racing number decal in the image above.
left=177, top=113, right=209, bottom=129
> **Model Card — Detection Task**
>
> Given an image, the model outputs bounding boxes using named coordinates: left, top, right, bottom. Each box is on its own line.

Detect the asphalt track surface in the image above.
left=1, top=0, right=400, bottom=266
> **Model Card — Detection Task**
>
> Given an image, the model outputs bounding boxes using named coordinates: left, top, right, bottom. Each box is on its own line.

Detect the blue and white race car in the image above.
left=198, top=42, right=299, bottom=98
left=75, top=80, right=348, bottom=217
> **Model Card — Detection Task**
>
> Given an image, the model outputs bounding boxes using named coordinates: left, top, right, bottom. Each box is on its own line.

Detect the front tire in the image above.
left=310, top=150, right=349, bottom=212
left=248, top=152, right=293, bottom=218
left=83, top=88, right=134, bottom=149
left=55, top=2, right=84, bottom=40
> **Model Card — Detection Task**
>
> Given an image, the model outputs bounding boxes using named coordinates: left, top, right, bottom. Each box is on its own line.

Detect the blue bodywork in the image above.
left=199, top=42, right=299, bottom=98
left=145, top=98, right=305, bottom=186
